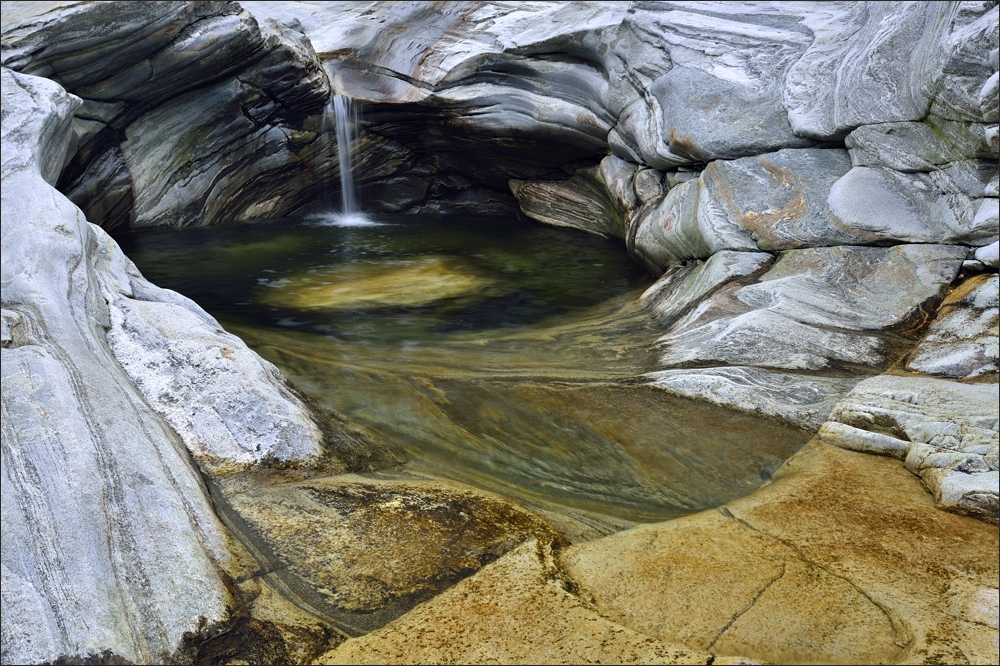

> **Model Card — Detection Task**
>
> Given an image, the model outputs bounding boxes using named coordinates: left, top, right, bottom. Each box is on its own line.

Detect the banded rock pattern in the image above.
left=2, top=2, right=1000, bottom=664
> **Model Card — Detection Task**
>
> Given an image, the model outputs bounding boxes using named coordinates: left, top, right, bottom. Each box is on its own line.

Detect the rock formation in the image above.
left=2, top=1, right=998, bottom=664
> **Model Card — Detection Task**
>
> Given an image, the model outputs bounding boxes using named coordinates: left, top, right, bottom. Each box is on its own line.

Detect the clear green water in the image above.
left=118, top=214, right=809, bottom=539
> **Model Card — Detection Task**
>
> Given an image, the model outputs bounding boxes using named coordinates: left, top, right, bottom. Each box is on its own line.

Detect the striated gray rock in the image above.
left=906, top=274, right=999, bottom=379
left=655, top=244, right=966, bottom=372
left=3, top=3, right=1000, bottom=662
left=640, top=250, right=773, bottom=327
left=696, top=148, right=856, bottom=251
left=845, top=118, right=996, bottom=171
left=646, top=367, right=860, bottom=431
left=509, top=166, right=623, bottom=239
left=1, top=2, right=259, bottom=111
left=785, top=3, right=998, bottom=136
left=610, top=2, right=820, bottom=165
left=828, top=166, right=998, bottom=246
left=1, top=1, right=431, bottom=230
left=1, top=67, right=238, bottom=665
left=823, top=374, right=999, bottom=523
left=629, top=178, right=709, bottom=272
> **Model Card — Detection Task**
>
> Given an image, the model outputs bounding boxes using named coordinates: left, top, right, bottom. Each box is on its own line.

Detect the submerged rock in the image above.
left=257, top=256, right=502, bottom=311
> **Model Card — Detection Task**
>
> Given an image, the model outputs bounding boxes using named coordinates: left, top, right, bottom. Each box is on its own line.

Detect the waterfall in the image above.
left=313, top=93, right=376, bottom=226
left=332, top=94, right=359, bottom=215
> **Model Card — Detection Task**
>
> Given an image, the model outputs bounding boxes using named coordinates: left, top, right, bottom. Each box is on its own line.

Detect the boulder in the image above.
left=696, top=149, right=856, bottom=251
left=845, top=118, right=996, bottom=171
left=629, top=178, right=709, bottom=272
left=975, top=240, right=1000, bottom=268
left=655, top=244, right=966, bottom=372
left=785, top=3, right=998, bottom=137
left=828, top=167, right=997, bottom=246
left=612, top=4, right=816, bottom=164
left=906, top=274, right=999, bottom=379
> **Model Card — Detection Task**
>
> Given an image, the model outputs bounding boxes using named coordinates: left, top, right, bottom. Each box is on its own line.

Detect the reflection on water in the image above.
left=118, top=214, right=810, bottom=539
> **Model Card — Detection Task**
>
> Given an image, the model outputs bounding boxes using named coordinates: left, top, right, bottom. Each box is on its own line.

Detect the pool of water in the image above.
left=118, top=213, right=810, bottom=539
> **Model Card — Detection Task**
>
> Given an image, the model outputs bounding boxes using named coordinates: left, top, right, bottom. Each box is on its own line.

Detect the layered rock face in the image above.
left=2, top=1, right=999, bottom=664
left=0, top=67, right=244, bottom=666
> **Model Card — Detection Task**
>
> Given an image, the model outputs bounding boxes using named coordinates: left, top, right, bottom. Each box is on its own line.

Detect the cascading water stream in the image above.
left=332, top=94, right=359, bottom=215
left=316, top=92, right=373, bottom=226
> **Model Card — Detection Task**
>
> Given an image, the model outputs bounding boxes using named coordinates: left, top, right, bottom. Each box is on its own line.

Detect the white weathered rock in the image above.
left=975, top=240, right=1000, bottom=267
left=826, top=374, right=999, bottom=523
left=1, top=67, right=237, bottom=665
left=93, top=229, right=324, bottom=467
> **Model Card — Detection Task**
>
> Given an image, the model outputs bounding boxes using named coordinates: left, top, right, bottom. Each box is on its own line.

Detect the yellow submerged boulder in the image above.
left=257, top=256, right=500, bottom=310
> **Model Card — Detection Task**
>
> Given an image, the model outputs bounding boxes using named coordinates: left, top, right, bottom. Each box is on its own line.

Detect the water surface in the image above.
left=118, top=214, right=810, bottom=539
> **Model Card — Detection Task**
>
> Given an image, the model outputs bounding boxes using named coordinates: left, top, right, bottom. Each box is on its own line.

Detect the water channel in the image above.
left=117, top=213, right=811, bottom=540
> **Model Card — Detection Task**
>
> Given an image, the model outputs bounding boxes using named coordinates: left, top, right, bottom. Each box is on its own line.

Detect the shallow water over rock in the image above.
left=118, top=214, right=812, bottom=539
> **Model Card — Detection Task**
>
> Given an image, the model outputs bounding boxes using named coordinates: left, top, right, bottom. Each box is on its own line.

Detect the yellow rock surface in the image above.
left=313, top=440, right=998, bottom=665
left=564, top=440, right=1000, bottom=665
left=316, top=539, right=713, bottom=665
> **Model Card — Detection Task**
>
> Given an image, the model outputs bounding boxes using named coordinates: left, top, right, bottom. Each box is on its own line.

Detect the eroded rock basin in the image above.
left=117, top=212, right=814, bottom=632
